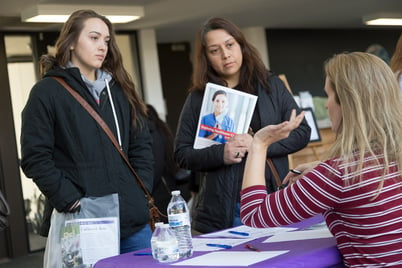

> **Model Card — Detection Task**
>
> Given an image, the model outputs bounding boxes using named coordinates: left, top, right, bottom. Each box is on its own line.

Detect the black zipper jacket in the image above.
left=174, top=74, right=311, bottom=233
left=21, top=67, right=153, bottom=239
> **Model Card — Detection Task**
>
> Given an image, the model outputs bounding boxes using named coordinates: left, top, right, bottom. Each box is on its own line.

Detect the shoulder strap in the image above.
left=51, top=76, right=154, bottom=202
left=266, top=158, right=284, bottom=191
left=250, top=128, right=284, bottom=191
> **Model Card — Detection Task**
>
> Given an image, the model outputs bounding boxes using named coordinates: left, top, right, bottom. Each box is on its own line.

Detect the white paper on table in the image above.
left=264, top=227, right=333, bottom=243
left=199, top=224, right=297, bottom=239
left=304, top=220, right=327, bottom=230
left=64, top=217, right=119, bottom=265
left=192, top=237, right=253, bottom=251
left=171, top=251, right=289, bottom=266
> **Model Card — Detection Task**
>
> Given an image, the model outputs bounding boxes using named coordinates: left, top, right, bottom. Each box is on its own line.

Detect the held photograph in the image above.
left=194, top=83, right=258, bottom=149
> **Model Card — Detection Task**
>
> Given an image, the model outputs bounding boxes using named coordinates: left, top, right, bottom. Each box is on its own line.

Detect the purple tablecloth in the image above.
left=94, top=215, right=343, bottom=268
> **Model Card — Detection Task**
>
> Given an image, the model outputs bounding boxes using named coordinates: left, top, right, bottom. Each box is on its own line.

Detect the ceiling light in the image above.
left=363, top=13, right=402, bottom=26
left=21, top=4, right=144, bottom=24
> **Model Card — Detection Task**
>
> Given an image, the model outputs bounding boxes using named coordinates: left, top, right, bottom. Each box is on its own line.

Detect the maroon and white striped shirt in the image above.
left=240, top=155, right=402, bottom=267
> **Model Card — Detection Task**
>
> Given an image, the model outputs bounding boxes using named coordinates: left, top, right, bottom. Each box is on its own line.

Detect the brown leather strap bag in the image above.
left=266, top=158, right=285, bottom=191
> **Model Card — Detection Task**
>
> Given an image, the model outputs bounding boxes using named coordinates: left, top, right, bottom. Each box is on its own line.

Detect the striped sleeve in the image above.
left=240, top=156, right=402, bottom=267
left=240, top=161, right=342, bottom=227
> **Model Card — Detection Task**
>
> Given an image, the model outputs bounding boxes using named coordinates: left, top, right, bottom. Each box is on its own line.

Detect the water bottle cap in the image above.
left=160, top=224, right=170, bottom=228
left=154, top=222, right=164, bottom=227
left=171, top=190, right=181, bottom=195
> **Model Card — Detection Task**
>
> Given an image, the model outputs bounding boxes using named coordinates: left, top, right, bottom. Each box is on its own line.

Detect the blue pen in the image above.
left=206, top=243, right=232, bottom=249
left=228, top=230, right=250, bottom=236
left=134, top=252, right=152, bottom=256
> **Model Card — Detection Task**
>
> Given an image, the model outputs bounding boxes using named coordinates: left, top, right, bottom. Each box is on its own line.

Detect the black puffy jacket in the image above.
left=21, top=67, right=153, bottom=239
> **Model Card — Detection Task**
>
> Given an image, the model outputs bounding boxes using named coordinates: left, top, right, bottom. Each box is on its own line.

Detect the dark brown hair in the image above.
left=191, top=17, right=270, bottom=94
left=40, top=9, right=147, bottom=127
left=146, top=104, right=178, bottom=176
left=212, top=89, right=227, bottom=101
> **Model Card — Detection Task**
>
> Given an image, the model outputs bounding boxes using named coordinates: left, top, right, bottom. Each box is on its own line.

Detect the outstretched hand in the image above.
left=253, top=109, right=305, bottom=147
left=242, top=109, right=305, bottom=190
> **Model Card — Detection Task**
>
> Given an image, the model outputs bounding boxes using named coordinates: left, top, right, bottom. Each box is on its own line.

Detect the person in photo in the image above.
left=198, top=89, right=234, bottom=143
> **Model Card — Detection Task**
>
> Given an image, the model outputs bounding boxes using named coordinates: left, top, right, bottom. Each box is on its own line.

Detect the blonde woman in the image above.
left=240, top=52, right=402, bottom=267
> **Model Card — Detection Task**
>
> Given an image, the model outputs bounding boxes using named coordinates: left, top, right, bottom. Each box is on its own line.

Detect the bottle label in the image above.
left=157, top=241, right=179, bottom=254
left=156, top=240, right=179, bottom=262
left=168, top=213, right=190, bottom=227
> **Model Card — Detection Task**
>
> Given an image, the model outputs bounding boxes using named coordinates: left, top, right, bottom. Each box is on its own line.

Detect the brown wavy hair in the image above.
left=40, top=9, right=147, bottom=127
left=191, top=17, right=269, bottom=94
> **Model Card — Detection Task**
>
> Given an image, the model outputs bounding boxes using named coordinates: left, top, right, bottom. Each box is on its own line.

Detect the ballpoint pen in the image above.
left=228, top=230, right=250, bottom=236
left=289, top=169, right=302, bottom=175
left=245, top=244, right=261, bottom=252
left=133, top=252, right=152, bottom=256
left=206, top=243, right=232, bottom=249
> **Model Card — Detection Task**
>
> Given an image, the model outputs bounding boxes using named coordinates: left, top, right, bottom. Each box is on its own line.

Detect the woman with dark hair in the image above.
left=21, top=9, right=154, bottom=253
left=174, top=17, right=311, bottom=234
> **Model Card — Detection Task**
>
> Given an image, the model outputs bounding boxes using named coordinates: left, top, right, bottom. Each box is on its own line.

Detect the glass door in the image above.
left=5, top=34, right=47, bottom=252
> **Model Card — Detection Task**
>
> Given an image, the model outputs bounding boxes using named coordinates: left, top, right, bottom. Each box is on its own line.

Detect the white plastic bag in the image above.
left=44, top=194, right=120, bottom=268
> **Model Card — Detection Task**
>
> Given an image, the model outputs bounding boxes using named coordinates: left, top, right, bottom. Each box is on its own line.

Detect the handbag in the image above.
left=0, top=189, right=10, bottom=231
left=52, top=77, right=164, bottom=231
left=266, top=158, right=285, bottom=191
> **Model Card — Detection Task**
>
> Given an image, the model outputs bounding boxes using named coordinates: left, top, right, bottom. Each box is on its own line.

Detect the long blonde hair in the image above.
left=325, top=52, right=402, bottom=188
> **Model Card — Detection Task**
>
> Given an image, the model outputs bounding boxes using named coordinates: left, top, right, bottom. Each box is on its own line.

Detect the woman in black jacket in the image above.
left=20, top=10, right=153, bottom=253
left=174, top=17, right=311, bottom=234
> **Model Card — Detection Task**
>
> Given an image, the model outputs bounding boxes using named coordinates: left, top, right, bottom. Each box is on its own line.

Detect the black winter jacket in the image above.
left=174, top=74, right=311, bottom=233
left=20, top=67, right=153, bottom=239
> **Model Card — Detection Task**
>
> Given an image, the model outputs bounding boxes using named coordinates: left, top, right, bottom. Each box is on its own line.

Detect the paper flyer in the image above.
left=61, top=217, right=119, bottom=267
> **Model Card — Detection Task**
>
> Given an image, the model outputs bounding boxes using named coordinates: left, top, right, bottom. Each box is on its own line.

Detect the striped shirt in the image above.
left=240, top=155, right=402, bottom=267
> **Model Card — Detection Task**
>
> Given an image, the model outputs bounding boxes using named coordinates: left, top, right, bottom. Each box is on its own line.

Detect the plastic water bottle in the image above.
left=151, top=223, right=179, bottom=263
left=150, top=222, right=164, bottom=260
left=167, top=190, right=193, bottom=258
